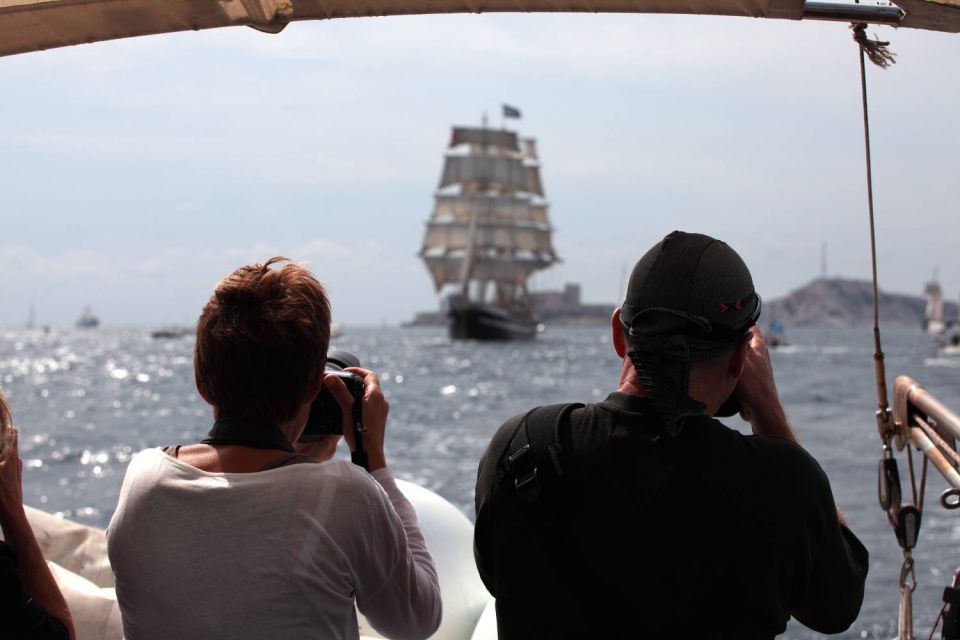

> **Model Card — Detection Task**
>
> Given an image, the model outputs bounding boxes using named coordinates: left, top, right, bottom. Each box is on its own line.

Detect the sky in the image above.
left=1, top=11, right=958, bottom=327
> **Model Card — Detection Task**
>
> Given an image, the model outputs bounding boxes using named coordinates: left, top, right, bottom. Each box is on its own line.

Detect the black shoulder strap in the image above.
left=497, top=402, right=584, bottom=505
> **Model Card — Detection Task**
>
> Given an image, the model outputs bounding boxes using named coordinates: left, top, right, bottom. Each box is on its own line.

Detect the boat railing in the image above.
left=892, top=375, right=960, bottom=498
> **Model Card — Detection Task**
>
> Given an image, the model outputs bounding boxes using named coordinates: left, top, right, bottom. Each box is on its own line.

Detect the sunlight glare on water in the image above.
left=1, top=324, right=958, bottom=639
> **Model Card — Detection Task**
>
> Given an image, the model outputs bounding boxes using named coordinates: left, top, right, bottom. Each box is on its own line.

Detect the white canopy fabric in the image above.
left=0, top=0, right=957, bottom=59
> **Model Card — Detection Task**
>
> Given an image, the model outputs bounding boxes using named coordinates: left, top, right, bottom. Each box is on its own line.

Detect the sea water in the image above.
left=0, top=324, right=957, bottom=639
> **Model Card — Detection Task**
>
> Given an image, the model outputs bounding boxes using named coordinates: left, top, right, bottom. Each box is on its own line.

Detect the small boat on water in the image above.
left=75, top=307, right=100, bottom=329
left=419, top=115, right=559, bottom=341
left=765, top=319, right=789, bottom=348
left=149, top=327, right=193, bottom=340
left=937, top=326, right=960, bottom=355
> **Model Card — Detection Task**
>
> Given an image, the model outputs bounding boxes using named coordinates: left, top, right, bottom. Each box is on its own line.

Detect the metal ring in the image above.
left=941, top=489, right=960, bottom=509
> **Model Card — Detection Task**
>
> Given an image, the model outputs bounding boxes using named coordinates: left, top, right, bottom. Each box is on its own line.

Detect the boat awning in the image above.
left=0, top=0, right=957, bottom=59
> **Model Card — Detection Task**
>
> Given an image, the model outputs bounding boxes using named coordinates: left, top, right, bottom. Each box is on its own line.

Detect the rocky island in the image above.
left=763, top=277, right=958, bottom=327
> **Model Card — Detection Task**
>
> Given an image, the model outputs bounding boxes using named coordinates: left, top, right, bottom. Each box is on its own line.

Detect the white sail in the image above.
left=521, top=138, right=539, bottom=161
left=439, top=155, right=539, bottom=194
left=451, top=127, right=519, bottom=152
left=423, top=124, right=558, bottom=296
left=523, top=165, right=544, bottom=196
left=421, top=221, right=556, bottom=256
left=430, top=195, right=549, bottom=225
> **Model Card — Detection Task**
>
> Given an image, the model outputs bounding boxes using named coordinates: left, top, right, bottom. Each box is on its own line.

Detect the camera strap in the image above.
left=202, top=418, right=296, bottom=453
left=348, top=399, right=369, bottom=471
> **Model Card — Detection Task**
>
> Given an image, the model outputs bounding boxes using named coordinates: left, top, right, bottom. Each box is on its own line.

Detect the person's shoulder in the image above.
left=728, top=427, right=829, bottom=484
left=122, top=447, right=167, bottom=479
left=309, top=460, right=391, bottom=503
left=483, top=402, right=587, bottom=460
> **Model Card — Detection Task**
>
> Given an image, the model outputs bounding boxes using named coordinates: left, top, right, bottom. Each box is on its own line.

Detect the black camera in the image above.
left=299, top=349, right=365, bottom=441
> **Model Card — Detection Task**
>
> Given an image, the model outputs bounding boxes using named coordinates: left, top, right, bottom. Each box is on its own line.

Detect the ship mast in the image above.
left=458, top=113, right=487, bottom=297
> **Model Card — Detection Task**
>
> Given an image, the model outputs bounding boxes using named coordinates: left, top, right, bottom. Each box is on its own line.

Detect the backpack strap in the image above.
left=497, top=403, right=584, bottom=505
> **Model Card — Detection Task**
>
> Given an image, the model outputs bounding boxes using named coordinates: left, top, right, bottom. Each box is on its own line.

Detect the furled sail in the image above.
left=1, top=0, right=958, bottom=59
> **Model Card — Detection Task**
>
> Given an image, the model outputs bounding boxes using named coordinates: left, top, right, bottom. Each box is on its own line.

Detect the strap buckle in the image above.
left=514, top=467, right=540, bottom=503
left=504, top=444, right=540, bottom=503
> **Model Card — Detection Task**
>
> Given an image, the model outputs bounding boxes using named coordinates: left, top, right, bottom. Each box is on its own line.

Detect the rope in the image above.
left=926, top=606, right=945, bottom=640
left=853, top=21, right=892, bottom=428
left=920, top=455, right=928, bottom=513
left=851, top=23, right=897, bottom=69
left=907, top=443, right=919, bottom=507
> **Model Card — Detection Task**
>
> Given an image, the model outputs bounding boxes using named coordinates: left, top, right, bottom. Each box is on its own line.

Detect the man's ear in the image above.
left=612, top=308, right=628, bottom=358
left=728, top=336, right=749, bottom=379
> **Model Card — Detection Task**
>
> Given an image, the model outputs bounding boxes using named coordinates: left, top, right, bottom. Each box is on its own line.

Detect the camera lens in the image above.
left=327, top=349, right=360, bottom=371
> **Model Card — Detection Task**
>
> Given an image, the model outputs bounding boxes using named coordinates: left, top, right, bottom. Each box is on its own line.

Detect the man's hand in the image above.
left=324, top=368, right=388, bottom=471
left=735, top=326, right=797, bottom=443
left=0, top=427, right=25, bottom=522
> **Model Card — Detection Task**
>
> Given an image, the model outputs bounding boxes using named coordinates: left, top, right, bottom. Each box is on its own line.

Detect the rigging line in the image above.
left=913, top=414, right=960, bottom=468
left=925, top=606, right=945, bottom=640
left=920, top=455, right=928, bottom=513
left=907, top=442, right=919, bottom=507
left=853, top=22, right=891, bottom=427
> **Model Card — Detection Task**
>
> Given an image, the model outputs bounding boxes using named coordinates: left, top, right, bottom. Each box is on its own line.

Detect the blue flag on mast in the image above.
left=502, top=104, right=522, bottom=119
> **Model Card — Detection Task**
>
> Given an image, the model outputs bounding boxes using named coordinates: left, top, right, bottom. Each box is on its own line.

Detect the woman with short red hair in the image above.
left=107, top=258, right=441, bottom=640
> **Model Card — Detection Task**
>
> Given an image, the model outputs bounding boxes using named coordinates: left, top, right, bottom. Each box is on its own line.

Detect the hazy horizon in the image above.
left=2, top=14, right=958, bottom=327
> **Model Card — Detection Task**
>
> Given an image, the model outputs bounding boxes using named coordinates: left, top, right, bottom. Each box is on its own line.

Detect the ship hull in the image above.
left=449, top=302, right=537, bottom=341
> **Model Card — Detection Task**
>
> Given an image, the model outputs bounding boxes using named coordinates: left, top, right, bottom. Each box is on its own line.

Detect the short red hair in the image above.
left=194, top=257, right=331, bottom=426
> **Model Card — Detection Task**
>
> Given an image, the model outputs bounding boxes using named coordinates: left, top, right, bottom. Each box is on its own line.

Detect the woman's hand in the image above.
left=0, top=426, right=25, bottom=521
left=324, top=368, right=388, bottom=471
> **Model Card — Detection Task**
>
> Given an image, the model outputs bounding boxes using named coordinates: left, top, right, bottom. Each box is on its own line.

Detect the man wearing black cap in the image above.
left=474, top=231, right=868, bottom=639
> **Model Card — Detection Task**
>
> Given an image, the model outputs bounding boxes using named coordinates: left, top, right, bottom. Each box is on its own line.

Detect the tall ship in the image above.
left=419, top=120, right=559, bottom=340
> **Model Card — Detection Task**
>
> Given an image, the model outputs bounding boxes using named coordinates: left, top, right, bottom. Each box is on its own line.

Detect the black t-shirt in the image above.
left=474, top=393, right=869, bottom=640
left=0, top=540, right=70, bottom=640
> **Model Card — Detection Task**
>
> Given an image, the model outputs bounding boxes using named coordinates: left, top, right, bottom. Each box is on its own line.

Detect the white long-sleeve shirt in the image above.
left=107, top=448, right=441, bottom=640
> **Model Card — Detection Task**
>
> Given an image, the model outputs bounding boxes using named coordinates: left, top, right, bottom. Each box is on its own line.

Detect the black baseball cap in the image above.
left=620, top=231, right=760, bottom=360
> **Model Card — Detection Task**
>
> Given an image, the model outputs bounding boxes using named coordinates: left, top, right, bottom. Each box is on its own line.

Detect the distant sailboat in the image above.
left=76, top=306, right=100, bottom=329
left=923, top=273, right=946, bottom=334
left=419, top=115, right=559, bottom=340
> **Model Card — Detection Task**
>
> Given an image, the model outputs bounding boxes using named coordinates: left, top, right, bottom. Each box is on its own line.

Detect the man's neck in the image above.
left=616, top=359, right=646, bottom=396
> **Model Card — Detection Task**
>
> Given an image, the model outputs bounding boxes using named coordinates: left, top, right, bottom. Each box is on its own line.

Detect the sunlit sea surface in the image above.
left=1, top=324, right=959, bottom=639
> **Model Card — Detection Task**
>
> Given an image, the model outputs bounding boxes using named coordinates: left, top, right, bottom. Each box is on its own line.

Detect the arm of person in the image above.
left=360, top=467, right=442, bottom=640
left=789, top=454, right=869, bottom=633
left=325, top=370, right=442, bottom=640
left=736, top=325, right=845, bottom=525
left=0, top=428, right=75, bottom=640
left=736, top=326, right=867, bottom=628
